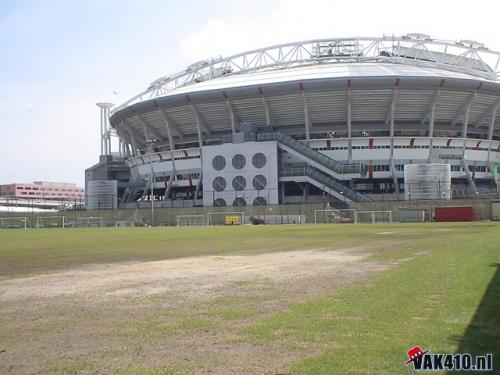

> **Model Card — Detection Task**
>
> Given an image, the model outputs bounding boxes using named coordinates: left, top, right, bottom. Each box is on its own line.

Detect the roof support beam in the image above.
left=347, top=87, right=352, bottom=162
left=389, top=90, right=397, bottom=137
left=462, top=104, right=471, bottom=138
left=261, top=95, right=272, bottom=126
left=158, top=112, right=175, bottom=151
left=428, top=98, right=436, bottom=137
left=303, top=92, right=311, bottom=140
left=451, top=92, right=476, bottom=127
left=129, top=133, right=138, bottom=156
left=420, top=89, right=441, bottom=125
left=152, top=100, right=185, bottom=137
left=121, top=119, right=146, bottom=146
left=226, top=100, right=237, bottom=134
left=191, top=105, right=204, bottom=147
left=488, top=107, right=498, bottom=140
left=190, top=104, right=211, bottom=136
left=385, top=87, right=398, bottom=129
left=474, top=99, right=500, bottom=128
left=135, top=113, right=162, bottom=141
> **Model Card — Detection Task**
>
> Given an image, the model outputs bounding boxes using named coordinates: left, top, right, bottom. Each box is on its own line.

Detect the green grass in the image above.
left=0, top=223, right=471, bottom=278
left=242, top=223, right=500, bottom=374
left=123, top=317, right=215, bottom=337
left=48, top=360, right=92, bottom=374
left=1, top=223, right=498, bottom=374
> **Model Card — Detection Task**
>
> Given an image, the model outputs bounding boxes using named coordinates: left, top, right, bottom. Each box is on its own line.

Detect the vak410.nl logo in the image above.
left=404, top=346, right=493, bottom=372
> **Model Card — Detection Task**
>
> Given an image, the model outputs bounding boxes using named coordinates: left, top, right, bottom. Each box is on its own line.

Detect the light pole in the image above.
left=145, top=139, right=157, bottom=226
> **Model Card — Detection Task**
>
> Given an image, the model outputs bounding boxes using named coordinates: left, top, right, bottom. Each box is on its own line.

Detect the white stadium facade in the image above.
left=85, top=34, right=500, bottom=209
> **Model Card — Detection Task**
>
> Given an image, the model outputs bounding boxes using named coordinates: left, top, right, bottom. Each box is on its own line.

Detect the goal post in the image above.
left=207, top=212, right=245, bottom=226
left=355, top=210, right=392, bottom=224
left=77, top=216, right=104, bottom=227
left=36, top=216, right=66, bottom=228
left=0, top=217, right=29, bottom=229
left=314, top=209, right=356, bottom=224
left=176, top=215, right=205, bottom=227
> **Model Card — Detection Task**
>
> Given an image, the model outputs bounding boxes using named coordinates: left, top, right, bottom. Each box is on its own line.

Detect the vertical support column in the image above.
left=347, top=82, right=352, bottom=162
left=462, top=104, right=470, bottom=138
left=128, top=130, right=138, bottom=156
left=191, top=105, right=203, bottom=148
left=226, top=100, right=237, bottom=134
left=262, top=96, right=271, bottom=126
left=164, top=116, right=175, bottom=151
left=299, top=83, right=311, bottom=141
left=428, top=100, right=436, bottom=161
left=488, top=107, right=497, bottom=140
left=303, top=92, right=311, bottom=141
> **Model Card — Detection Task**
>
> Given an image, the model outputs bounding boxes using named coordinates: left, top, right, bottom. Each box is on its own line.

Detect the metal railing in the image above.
left=257, top=132, right=366, bottom=175
left=280, top=165, right=372, bottom=202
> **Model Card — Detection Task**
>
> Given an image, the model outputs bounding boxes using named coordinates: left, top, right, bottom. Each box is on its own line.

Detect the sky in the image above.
left=1, top=0, right=499, bottom=186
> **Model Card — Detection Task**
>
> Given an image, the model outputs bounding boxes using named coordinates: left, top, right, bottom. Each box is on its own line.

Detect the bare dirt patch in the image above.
left=0, top=248, right=390, bottom=375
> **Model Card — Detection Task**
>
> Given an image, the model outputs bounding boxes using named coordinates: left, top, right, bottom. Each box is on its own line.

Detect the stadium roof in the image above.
left=109, top=35, right=500, bottom=149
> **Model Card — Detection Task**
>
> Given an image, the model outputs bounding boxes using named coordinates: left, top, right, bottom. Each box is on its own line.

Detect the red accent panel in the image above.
left=409, top=138, right=415, bottom=148
left=258, top=87, right=264, bottom=95
left=395, top=78, right=400, bottom=87
left=368, top=138, right=374, bottom=149
left=435, top=207, right=473, bottom=222
left=326, top=139, right=331, bottom=150
left=439, top=79, right=445, bottom=87
left=188, top=174, right=193, bottom=187
left=183, top=150, right=189, bottom=159
left=222, top=90, right=228, bottom=98
left=299, top=82, right=304, bottom=91
left=472, top=163, right=477, bottom=179
left=163, top=176, right=168, bottom=189
left=368, top=162, right=373, bottom=180
left=185, top=94, right=192, bottom=102
left=347, top=79, right=352, bottom=88
left=446, top=139, right=452, bottom=147
left=475, top=141, right=482, bottom=150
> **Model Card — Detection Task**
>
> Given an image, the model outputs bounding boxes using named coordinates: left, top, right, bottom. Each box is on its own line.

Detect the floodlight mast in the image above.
left=111, top=34, right=500, bottom=114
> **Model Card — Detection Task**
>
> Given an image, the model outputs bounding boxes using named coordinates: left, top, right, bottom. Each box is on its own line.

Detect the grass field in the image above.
left=0, top=223, right=498, bottom=374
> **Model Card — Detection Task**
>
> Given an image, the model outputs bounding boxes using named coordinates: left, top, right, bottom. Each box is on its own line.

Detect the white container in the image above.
left=404, top=164, right=451, bottom=200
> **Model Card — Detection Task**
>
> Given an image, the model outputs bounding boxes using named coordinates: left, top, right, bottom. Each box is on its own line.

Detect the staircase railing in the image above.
left=257, top=132, right=366, bottom=176
left=280, top=165, right=372, bottom=202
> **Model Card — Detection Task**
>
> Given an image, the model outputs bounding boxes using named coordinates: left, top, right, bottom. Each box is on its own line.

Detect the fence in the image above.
left=0, top=196, right=497, bottom=228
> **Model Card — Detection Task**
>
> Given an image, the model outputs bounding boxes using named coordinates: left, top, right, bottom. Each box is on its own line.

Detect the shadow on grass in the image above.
left=448, top=263, right=500, bottom=373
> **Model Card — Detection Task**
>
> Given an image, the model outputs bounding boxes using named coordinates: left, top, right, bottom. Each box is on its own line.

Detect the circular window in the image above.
left=232, top=154, right=246, bottom=169
left=252, top=153, right=267, bottom=168
left=252, top=175, right=267, bottom=190
left=233, top=197, right=246, bottom=206
left=212, top=155, right=226, bottom=171
left=212, top=177, right=226, bottom=192
left=253, top=197, right=267, bottom=206
left=213, top=198, right=227, bottom=207
left=232, top=176, right=246, bottom=191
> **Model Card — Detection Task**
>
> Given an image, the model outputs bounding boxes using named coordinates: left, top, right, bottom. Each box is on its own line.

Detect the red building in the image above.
left=0, top=181, right=85, bottom=201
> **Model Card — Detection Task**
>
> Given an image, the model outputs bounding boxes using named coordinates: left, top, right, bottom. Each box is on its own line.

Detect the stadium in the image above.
left=86, top=34, right=500, bottom=209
